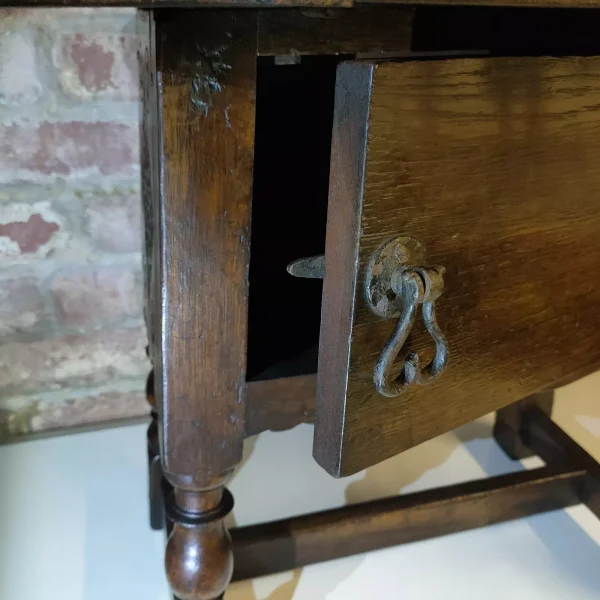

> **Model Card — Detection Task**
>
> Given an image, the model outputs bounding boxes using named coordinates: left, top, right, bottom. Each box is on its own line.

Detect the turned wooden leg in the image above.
left=494, top=391, right=554, bottom=460
left=139, top=9, right=258, bottom=599
left=165, top=482, right=235, bottom=600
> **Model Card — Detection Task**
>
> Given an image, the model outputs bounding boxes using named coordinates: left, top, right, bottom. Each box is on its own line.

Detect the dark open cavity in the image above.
left=246, top=57, right=339, bottom=381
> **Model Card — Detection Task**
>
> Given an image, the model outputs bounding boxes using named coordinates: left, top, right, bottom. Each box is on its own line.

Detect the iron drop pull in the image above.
left=365, top=236, right=448, bottom=398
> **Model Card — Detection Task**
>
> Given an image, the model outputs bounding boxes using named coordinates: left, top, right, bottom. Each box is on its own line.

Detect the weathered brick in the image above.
left=0, top=30, right=42, bottom=106
left=51, top=266, right=142, bottom=328
left=0, top=7, right=146, bottom=439
left=56, top=33, right=139, bottom=101
left=0, top=327, right=149, bottom=394
left=83, top=188, right=142, bottom=253
left=0, top=213, right=58, bottom=253
left=0, top=386, right=148, bottom=440
left=0, top=277, right=49, bottom=339
left=0, top=121, right=139, bottom=182
left=0, top=201, right=67, bottom=264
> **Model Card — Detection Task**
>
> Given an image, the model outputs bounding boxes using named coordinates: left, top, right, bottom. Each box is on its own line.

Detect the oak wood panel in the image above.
left=231, top=465, right=584, bottom=580
left=315, top=56, right=600, bottom=477
left=257, top=8, right=412, bottom=57
left=150, top=9, right=257, bottom=490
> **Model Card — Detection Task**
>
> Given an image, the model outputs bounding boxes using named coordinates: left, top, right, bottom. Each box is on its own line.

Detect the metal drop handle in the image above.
left=365, top=237, right=449, bottom=398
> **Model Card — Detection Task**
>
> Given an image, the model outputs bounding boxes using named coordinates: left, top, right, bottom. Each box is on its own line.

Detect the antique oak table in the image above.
left=7, top=1, right=600, bottom=598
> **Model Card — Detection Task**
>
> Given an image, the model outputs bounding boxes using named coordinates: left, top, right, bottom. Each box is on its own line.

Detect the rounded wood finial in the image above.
left=164, top=487, right=234, bottom=600
left=165, top=521, right=233, bottom=600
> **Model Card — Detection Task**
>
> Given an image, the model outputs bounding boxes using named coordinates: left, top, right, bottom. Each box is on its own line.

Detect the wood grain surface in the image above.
left=315, top=56, right=600, bottom=477
left=148, top=9, right=257, bottom=490
left=142, top=11, right=259, bottom=599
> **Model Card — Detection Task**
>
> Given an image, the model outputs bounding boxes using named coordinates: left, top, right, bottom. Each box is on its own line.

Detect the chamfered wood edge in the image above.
left=231, top=464, right=586, bottom=581
left=313, top=62, right=374, bottom=477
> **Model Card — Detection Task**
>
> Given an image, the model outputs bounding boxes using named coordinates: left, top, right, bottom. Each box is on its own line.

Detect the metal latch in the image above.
left=365, top=236, right=448, bottom=398
left=287, top=237, right=448, bottom=398
left=287, top=255, right=325, bottom=279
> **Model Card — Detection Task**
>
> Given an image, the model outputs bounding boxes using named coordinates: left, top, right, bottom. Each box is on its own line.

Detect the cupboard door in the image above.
left=315, top=56, right=600, bottom=476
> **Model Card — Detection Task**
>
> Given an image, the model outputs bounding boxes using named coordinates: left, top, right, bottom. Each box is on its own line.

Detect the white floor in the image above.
left=2, top=373, right=600, bottom=600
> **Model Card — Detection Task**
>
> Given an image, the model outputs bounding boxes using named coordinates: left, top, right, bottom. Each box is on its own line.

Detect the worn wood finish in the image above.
left=141, top=9, right=258, bottom=599
left=245, top=375, right=316, bottom=437
left=315, top=56, right=600, bottom=477
left=231, top=465, right=584, bottom=580
left=525, top=407, right=600, bottom=518
left=151, top=5, right=257, bottom=500
left=494, top=392, right=554, bottom=460
left=257, top=8, right=413, bottom=57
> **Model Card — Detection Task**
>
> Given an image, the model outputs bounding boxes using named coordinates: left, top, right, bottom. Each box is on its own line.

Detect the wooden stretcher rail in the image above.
left=231, top=464, right=586, bottom=580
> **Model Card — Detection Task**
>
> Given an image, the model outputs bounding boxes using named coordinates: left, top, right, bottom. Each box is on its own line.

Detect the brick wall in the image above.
left=0, top=8, right=149, bottom=440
